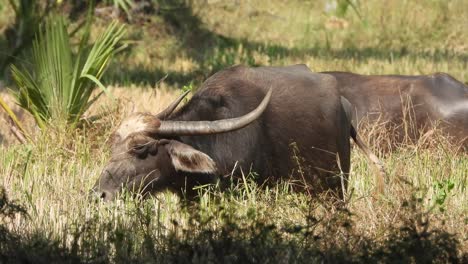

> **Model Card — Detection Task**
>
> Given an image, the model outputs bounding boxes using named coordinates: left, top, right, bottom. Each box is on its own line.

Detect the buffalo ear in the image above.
left=165, top=141, right=217, bottom=174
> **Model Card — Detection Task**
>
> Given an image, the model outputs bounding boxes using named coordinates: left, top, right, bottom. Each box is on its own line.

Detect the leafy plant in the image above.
left=433, top=180, right=455, bottom=212
left=10, top=16, right=126, bottom=129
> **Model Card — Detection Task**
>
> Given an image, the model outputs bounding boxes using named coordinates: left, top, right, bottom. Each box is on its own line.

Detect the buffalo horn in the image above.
left=156, top=88, right=273, bottom=135
left=155, top=90, right=191, bottom=120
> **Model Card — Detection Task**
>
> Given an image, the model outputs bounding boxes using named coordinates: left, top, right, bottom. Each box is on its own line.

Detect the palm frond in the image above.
left=11, top=15, right=126, bottom=128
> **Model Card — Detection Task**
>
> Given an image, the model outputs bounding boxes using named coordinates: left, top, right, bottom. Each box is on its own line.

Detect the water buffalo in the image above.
left=324, top=72, right=468, bottom=150
left=92, top=65, right=384, bottom=201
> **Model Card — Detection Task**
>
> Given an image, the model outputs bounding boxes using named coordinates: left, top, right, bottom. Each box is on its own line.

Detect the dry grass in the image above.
left=0, top=85, right=182, bottom=146
left=0, top=0, right=467, bottom=262
left=0, top=89, right=466, bottom=262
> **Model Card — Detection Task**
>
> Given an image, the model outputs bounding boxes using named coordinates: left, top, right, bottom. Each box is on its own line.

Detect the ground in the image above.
left=0, top=0, right=467, bottom=262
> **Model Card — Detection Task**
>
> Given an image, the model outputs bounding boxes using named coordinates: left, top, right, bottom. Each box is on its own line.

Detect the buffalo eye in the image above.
left=130, top=144, right=149, bottom=159
left=130, top=141, right=160, bottom=158
left=148, top=143, right=159, bottom=155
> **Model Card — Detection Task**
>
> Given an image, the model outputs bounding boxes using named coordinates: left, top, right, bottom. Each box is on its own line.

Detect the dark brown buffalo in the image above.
left=92, top=65, right=384, bottom=201
left=324, top=72, right=468, bottom=150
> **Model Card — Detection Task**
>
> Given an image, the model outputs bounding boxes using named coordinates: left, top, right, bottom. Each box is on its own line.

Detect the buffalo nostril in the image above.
left=88, top=188, right=111, bottom=202
left=98, top=190, right=114, bottom=202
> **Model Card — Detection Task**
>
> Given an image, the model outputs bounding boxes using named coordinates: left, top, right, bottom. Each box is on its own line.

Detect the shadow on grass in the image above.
left=156, top=1, right=468, bottom=66
left=1, top=209, right=465, bottom=263
left=1, top=187, right=466, bottom=264
left=104, top=66, right=205, bottom=87
left=103, top=0, right=468, bottom=87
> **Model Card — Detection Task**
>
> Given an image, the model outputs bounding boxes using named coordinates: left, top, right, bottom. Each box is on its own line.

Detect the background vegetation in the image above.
left=0, top=0, right=467, bottom=263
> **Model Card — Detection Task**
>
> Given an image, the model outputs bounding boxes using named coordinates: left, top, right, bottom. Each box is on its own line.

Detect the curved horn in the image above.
left=156, top=88, right=273, bottom=136
left=155, top=90, right=190, bottom=120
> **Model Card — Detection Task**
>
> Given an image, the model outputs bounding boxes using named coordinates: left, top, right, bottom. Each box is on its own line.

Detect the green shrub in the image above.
left=10, top=15, right=125, bottom=129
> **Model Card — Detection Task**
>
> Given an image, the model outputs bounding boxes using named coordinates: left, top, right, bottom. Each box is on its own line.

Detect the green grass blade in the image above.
left=81, top=74, right=114, bottom=100
left=0, top=96, right=31, bottom=141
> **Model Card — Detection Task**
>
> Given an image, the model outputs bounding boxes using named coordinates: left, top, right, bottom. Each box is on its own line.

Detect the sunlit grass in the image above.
left=1, top=97, right=466, bottom=261
left=0, top=0, right=467, bottom=262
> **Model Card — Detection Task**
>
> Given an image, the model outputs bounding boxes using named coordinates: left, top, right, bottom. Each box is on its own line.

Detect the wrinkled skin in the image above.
left=93, top=137, right=172, bottom=201
left=92, top=65, right=384, bottom=201
left=92, top=134, right=217, bottom=201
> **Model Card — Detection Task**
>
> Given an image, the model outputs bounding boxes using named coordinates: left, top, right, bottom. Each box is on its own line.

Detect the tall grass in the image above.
left=0, top=86, right=466, bottom=262
left=0, top=0, right=467, bottom=262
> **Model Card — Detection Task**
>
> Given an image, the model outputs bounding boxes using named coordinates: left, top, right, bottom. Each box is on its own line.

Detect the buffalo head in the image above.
left=91, top=89, right=272, bottom=201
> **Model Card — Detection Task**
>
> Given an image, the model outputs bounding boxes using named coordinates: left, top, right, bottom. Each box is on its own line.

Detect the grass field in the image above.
left=0, top=0, right=467, bottom=263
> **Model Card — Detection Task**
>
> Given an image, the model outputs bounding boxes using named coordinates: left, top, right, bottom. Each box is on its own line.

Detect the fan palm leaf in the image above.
left=11, top=16, right=125, bottom=129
